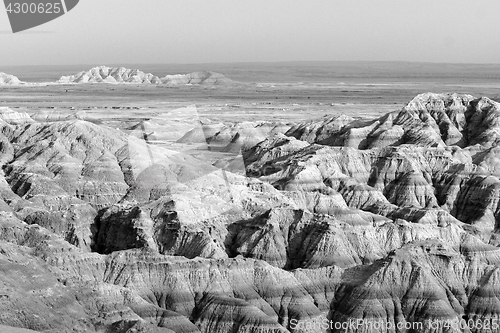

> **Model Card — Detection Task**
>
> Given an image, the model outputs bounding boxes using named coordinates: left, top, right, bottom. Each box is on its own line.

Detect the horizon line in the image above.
left=4, top=60, right=500, bottom=68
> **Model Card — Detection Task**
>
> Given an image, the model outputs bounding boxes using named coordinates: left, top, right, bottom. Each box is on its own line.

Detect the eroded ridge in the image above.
left=2, top=93, right=500, bottom=332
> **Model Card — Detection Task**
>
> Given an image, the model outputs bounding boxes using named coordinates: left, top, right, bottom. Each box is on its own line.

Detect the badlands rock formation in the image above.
left=161, top=71, right=233, bottom=86
left=57, top=66, right=234, bottom=85
left=0, top=107, right=33, bottom=124
left=4, top=93, right=500, bottom=332
left=57, top=66, right=162, bottom=84
left=0, top=72, right=22, bottom=85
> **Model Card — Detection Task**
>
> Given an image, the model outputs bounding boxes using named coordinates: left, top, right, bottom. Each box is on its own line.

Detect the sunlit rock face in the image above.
left=57, top=66, right=163, bottom=84
left=285, top=93, right=493, bottom=149
left=4, top=93, right=500, bottom=332
left=0, top=107, right=33, bottom=124
left=0, top=72, right=22, bottom=85
left=57, top=66, right=234, bottom=86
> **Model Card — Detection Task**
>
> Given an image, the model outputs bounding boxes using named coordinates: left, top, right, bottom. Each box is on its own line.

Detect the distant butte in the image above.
left=0, top=72, right=23, bottom=85
left=56, top=66, right=235, bottom=85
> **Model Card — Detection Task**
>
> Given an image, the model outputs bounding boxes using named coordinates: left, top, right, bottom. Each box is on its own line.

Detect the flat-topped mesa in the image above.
left=57, top=66, right=162, bottom=84
left=0, top=72, right=22, bottom=85
left=56, top=66, right=234, bottom=85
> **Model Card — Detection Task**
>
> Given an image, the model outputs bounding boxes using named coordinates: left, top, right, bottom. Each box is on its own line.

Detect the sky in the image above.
left=1, top=0, right=500, bottom=66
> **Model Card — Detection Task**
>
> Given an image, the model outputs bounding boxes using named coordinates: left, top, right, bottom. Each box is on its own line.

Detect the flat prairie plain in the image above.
left=1, top=61, right=500, bottom=123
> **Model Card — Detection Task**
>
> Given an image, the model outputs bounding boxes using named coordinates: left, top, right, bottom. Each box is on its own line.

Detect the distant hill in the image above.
left=56, top=66, right=234, bottom=85
left=162, top=71, right=233, bottom=85
left=4, top=61, right=500, bottom=85
left=57, top=66, right=161, bottom=84
left=0, top=72, right=22, bottom=85
left=0, top=107, right=33, bottom=124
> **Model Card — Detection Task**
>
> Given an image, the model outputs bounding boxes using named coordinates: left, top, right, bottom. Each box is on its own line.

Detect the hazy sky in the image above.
left=1, top=0, right=500, bottom=66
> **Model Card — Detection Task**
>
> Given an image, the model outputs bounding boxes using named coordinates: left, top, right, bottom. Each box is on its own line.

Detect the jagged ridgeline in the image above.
left=3, top=93, right=500, bottom=332
left=57, top=66, right=235, bottom=85
left=0, top=66, right=235, bottom=85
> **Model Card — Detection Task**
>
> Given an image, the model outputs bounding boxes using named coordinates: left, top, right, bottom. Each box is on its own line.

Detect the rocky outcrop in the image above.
left=330, top=238, right=500, bottom=332
left=161, top=71, right=233, bottom=86
left=2, top=211, right=499, bottom=333
left=465, top=97, right=500, bottom=147
left=176, top=123, right=226, bottom=145
left=244, top=133, right=310, bottom=172
left=203, top=122, right=291, bottom=152
left=0, top=107, right=33, bottom=124
left=57, top=66, right=162, bottom=84
left=0, top=72, right=22, bottom=85
left=4, top=92, right=500, bottom=332
left=248, top=95, right=500, bottom=236
left=286, top=115, right=355, bottom=144
left=285, top=93, right=489, bottom=149
left=56, top=67, right=235, bottom=86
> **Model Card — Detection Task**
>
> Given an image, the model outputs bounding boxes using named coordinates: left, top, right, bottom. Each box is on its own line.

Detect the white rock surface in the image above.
left=0, top=107, right=33, bottom=124
left=57, top=66, right=234, bottom=85
left=0, top=72, right=22, bottom=85
left=57, top=66, right=162, bottom=84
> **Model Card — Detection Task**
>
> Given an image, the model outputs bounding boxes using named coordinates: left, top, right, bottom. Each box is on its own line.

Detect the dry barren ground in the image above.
left=1, top=63, right=500, bottom=333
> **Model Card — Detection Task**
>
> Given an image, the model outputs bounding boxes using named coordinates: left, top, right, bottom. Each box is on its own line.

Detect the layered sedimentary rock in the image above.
left=0, top=107, right=33, bottom=124
left=4, top=93, right=500, bottom=332
left=331, top=239, right=500, bottom=332
left=285, top=93, right=483, bottom=149
left=180, top=121, right=292, bottom=152
left=57, top=66, right=162, bottom=84
left=2, top=211, right=500, bottom=333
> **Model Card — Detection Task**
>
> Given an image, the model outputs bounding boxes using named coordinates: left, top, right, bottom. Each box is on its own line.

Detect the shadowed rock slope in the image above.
left=4, top=93, right=500, bottom=332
